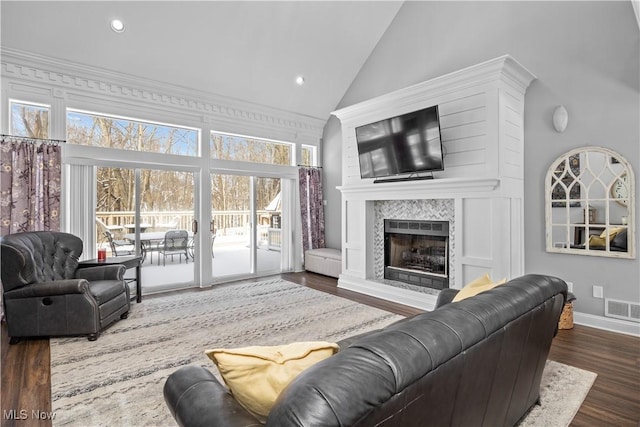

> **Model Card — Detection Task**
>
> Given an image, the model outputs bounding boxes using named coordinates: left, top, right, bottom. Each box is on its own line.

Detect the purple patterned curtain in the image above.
left=0, top=137, right=62, bottom=235
left=299, top=166, right=325, bottom=251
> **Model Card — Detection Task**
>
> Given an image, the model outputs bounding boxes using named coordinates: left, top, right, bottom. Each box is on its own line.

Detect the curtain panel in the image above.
left=298, top=167, right=325, bottom=252
left=0, top=138, right=62, bottom=235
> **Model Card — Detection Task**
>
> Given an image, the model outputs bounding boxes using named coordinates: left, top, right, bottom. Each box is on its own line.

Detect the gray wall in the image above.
left=322, top=1, right=639, bottom=317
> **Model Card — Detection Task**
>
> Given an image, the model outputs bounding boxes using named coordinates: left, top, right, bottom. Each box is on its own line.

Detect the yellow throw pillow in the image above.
left=588, top=235, right=607, bottom=247
left=600, top=227, right=625, bottom=240
left=452, top=274, right=507, bottom=302
left=205, top=341, right=339, bottom=423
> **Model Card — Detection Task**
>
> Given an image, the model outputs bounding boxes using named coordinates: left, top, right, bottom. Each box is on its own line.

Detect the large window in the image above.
left=10, top=101, right=49, bottom=138
left=211, top=131, right=292, bottom=165
left=59, top=106, right=298, bottom=289
left=301, top=144, right=317, bottom=167
left=67, top=110, right=199, bottom=156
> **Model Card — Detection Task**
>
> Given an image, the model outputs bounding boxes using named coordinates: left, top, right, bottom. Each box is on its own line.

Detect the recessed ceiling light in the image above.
left=110, top=19, right=125, bottom=33
left=295, top=76, right=305, bottom=86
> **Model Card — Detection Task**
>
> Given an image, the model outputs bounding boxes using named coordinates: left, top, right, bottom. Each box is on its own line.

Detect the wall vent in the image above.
left=605, top=298, right=640, bottom=323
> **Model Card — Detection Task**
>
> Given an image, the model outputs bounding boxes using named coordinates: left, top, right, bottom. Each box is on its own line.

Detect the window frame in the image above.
left=9, top=99, right=51, bottom=138
left=210, top=129, right=295, bottom=166
left=66, top=108, right=201, bottom=157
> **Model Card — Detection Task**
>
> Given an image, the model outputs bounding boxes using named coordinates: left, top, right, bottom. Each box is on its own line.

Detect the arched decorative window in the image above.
left=546, top=147, right=635, bottom=258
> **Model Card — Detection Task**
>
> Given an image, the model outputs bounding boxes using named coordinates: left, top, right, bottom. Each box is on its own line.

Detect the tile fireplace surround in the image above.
left=332, top=56, right=536, bottom=310
left=375, top=199, right=455, bottom=290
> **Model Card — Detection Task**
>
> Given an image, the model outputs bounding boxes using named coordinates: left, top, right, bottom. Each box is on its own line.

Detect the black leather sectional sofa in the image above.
left=164, top=274, right=567, bottom=427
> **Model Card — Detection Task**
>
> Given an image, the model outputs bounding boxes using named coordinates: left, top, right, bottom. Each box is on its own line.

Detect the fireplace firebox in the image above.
left=384, top=219, right=449, bottom=290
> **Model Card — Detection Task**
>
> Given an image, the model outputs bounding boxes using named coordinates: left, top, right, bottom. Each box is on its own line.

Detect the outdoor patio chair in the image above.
left=187, top=234, right=216, bottom=259
left=105, top=230, right=136, bottom=257
left=159, top=229, right=189, bottom=266
left=96, top=217, right=124, bottom=234
left=156, top=215, right=180, bottom=230
left=96, top=217, right=124, bottom=246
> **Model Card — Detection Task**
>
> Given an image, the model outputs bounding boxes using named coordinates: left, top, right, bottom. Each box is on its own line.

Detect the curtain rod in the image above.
left=0, top=134, right=66, bottom=145
left=297, top=164, right=323, bottom=168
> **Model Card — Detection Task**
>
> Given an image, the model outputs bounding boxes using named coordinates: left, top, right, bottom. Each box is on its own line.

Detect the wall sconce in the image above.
left=553, top=105, right=568, bottom=133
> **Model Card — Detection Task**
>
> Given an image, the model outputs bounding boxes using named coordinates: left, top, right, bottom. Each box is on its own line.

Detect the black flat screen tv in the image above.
left=355, top=105, right=443, bottom=180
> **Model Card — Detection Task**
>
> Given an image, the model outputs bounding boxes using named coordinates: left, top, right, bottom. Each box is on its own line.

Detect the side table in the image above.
left=79, top=255, right=143, bottom=303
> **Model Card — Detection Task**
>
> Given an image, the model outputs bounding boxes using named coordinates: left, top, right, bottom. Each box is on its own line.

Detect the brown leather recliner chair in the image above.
left=1, top=231, right=130, bottom=343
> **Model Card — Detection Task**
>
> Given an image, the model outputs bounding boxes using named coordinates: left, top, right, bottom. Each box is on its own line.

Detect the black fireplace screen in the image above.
left=386, top=233, right=447, bottom=276
left=383, top=219, right=449, bottom=289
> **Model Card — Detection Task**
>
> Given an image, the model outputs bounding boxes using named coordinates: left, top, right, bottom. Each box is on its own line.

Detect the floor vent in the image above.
left=605, top=298, right=640, bottom=323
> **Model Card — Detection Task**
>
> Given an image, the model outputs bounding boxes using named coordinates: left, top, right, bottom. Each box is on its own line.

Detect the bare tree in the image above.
left=15, top=105, right=49, bottom=138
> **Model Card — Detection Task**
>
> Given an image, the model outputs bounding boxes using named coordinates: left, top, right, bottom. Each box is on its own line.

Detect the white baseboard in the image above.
left=338, top=275, right=437, bottom=311
left=573, top=311, right=640, bottom=337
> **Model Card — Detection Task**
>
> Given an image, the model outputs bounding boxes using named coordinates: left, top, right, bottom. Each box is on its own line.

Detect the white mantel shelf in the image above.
left=338, top=177, right=501, bottom=200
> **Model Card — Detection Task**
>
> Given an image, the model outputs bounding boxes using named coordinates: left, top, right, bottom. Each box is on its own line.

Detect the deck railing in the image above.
left=97, top=210, right=279, bottom=237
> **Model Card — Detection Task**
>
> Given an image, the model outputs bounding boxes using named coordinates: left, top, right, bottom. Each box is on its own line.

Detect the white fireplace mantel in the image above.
left=337, top=177, right=501, bottom=200
left=332, top=55, right=536, bottom=311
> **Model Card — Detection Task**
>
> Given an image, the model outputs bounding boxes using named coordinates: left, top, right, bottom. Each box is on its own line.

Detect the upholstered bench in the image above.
left=304, top=248, right=342, bottom=278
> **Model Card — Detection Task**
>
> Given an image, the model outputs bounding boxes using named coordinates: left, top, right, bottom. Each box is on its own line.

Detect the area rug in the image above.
left=517, top=359, right=596, bottom=427
left=50, top=278, right=596, bottom=426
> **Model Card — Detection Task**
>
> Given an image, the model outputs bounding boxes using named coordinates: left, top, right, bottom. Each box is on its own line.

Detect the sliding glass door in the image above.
left=139, top=168, right=196, bottom=291
left=211, top=173, right=252, bottom=277
left=211, top=173, right=283, bottom=280
left=96, top=166, right=197, bottom=296
left=65, top=108, right=302, bottom=293
left=256, top=177, right=282, bottom=275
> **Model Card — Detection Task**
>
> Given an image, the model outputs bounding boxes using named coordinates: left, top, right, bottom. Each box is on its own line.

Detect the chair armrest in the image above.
left=164, top=365, right=262, bottom=427
left=75, top=265, right=125, bottom=281
left=3, top=279, right=90, bottom=299
left=435, top=288, right=460, bottom=309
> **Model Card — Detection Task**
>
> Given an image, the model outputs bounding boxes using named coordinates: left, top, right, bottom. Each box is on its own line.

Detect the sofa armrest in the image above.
left=75, top=265, right=125, bottom=281
left=164, top=365, right=262, bottom=427
left=3, top=279, right=90, bottom=299
left=435, top=288, right=459, bottom=309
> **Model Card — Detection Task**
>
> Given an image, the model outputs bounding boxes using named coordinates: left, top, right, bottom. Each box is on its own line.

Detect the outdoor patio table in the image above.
left=124, top=223, right=153, bottom=233
left=124, top=231, right=194, bottom=264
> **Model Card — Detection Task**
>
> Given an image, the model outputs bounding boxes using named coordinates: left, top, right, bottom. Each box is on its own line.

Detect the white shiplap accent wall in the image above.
left=333, top=56, right=536, bottom=310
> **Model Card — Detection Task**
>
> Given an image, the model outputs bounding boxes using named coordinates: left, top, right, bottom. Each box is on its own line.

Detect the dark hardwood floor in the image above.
left=2, top=272, right=639, bottom=426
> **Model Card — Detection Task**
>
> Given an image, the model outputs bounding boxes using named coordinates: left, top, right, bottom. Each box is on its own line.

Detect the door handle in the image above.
left=192, top=219, right=198, bottom=234
left=210, top=220, right=215, bottom=233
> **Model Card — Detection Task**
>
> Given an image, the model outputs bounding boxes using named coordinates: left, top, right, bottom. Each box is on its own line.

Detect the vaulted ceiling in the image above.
left=1, top=1, right=404, bottom=120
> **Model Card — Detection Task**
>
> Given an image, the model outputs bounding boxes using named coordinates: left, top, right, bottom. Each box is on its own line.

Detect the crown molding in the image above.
left=1, top=48, right=325, bottom=141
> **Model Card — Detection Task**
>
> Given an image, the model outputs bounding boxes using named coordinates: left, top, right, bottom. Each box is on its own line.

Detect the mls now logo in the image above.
left=3, top=410, right=27, bottom=420
left=3, top=409, right=56, bottom=420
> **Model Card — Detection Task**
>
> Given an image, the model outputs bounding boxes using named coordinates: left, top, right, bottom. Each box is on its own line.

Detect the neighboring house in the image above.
left=1, top=1, right=638, bottom=335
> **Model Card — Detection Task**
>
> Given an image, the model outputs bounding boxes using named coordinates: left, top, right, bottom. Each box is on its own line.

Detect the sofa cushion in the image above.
left=205, top=341, right=339, bottom=423
left=89, top=280, right=127, bottom=305
left=611, top=229, right=628, bottom=250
